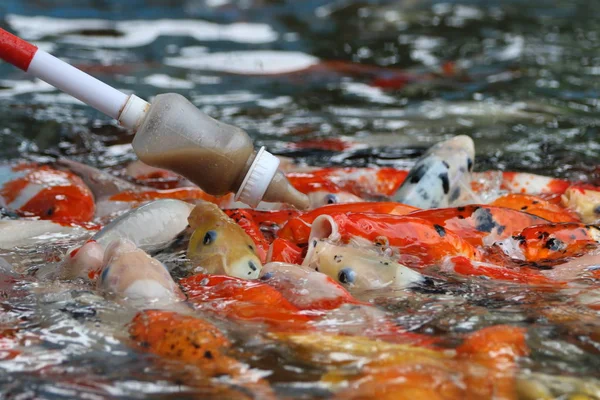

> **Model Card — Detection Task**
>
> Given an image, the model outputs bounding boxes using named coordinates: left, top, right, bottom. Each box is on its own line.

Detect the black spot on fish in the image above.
left=248, top=261, right=258, bottom=272
left=521, top=206, right=528, bottom=210
left=203, top=230, right=217, bottom=245
left=46, top=208, right=54, bottom=216
left=442, top=161, right=450, bottom=169
left=313, top=240, right=317, bottom=248
left=457, top=207, right=465, bottom=212
left=544, top=238, right=565, bottom=252
left=334, top=254, right=342, bottom=263
left=438, top=173, right=450, bottom=194
left=513, top=234, right=526, bottom=245
left=449, top=187, right=461, bottom=203
left=474, top=208, right=497, bottom=233
left=204, top=350, right=213, bottom=359
left=408, top=164, right=428, bottom=184
left=338, top=268, right=356, bottom=284
left=433, top=224, right=446, bottom=237
left=467, top=158, right=473, bottom=172
left=417, top=187, right=430, bottom=201
left=532, top=200, right=540, bottom=205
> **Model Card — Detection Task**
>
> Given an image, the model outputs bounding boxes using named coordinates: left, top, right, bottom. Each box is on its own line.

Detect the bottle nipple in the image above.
left=261, top=171, right=310, bottom=210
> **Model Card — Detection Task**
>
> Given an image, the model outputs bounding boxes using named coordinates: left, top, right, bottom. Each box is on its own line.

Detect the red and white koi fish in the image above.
left=0, top=162, right=95, bottom=225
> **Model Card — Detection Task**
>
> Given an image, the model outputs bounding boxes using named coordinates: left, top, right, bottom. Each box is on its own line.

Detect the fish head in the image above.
left=187, top=202, right=262, bottom=279
left=61, top=240, right=105, bottom=280
left=393, top=135, right=475, bottom=208
left=97, top=239, right=184, bottom=305
left=1, top=165, right=95, bottom=224
left=304, top=240, right=423, bottom=291
left=308, top=191, right=364, bottom=208
left=561, top=185, right=600, bottom=224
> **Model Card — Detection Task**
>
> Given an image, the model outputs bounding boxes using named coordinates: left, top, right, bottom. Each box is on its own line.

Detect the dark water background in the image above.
left=1, top=0, right=600, bottom=398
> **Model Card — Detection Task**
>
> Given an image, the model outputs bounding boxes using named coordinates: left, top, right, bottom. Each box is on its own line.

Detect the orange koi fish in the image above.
left=278, top=202, right=418, bottom=245
left=180, top=274, right=312, bottom=331
left=444, top=256, right=560, bottom=286
left=129, top=310, right=275, bottom=399
left=0, top=163, right=94, bottom=224
left=491, top=193, right=580, bottom=223
left=408, top=205, right=550, bottom=247
left=308, top=213, right=481, bottom=267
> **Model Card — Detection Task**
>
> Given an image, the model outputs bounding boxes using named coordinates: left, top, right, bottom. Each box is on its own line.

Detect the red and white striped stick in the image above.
left=0, top=28, right=148, bottom=129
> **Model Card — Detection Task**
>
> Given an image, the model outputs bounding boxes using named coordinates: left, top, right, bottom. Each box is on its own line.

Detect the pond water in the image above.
left=1, top=0, right=600, bottom=398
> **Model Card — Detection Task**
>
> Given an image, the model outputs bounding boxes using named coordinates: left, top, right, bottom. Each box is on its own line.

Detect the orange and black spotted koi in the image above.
left=498, top=223, right=600, bottom=263
left=408, top=205, right=550, bottom=247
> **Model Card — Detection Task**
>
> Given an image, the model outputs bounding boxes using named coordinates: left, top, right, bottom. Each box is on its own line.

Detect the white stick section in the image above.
left=28, top=50, right=129, bottom=120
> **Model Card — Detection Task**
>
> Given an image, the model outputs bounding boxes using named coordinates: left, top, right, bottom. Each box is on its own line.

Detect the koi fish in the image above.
left=443, top=256, right=559, bottom=286
left=408, top=205, right=550, bottom=247
left=561, top=184, right=600, bottom=224
left=494, top=223, right=600, bottom=263
left=0, top=219, right=93, bottom=249
left=392, top=135, right=475, bottom=208
left=180, top=273, right=312, bottom=331
left=92, top=199, right=194, bottom=251
left=97, top=239, right=185, bottom=306
left=309, top=213, right=481, bottom=267
left=490, top=193, right=580, bottom=223
left=278, top=202, right=418, bottom=245
left=187, top=202, right=263, bottom=279
left=303, top=240, right=425, bottom=291
left=0, top=163, right=95, bottom=224
left=129, top=310, right=275, bottom=399
left=271, top=325, right=528, bottom=400
left=288, top=167, right=409, bottom=197
left=259, top=262, right=364, bottom=311
left=60, top=199, right=195, bottom=280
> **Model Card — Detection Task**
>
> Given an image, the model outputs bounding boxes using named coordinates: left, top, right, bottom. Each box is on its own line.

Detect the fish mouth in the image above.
left=227, top=255, right=262, bottom=279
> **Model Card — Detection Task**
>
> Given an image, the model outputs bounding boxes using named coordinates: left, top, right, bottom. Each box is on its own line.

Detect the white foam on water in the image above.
left=166, top=50, right=320, bottom=74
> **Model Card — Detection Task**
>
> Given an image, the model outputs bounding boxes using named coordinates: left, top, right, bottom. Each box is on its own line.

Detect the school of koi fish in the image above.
left=1, top=134, right=600, bottom=398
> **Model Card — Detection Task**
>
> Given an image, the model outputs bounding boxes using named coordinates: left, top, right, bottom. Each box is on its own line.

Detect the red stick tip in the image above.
left=0, top=28, right=38, bottom=71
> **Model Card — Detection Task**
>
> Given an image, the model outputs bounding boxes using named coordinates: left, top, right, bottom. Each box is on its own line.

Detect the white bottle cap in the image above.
left=119, top=94, right=151, bottom=131
left=235, top=147, right=280, bottom=207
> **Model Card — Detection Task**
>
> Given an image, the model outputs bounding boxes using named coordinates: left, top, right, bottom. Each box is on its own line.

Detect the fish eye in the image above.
left=325, top=194, right=338, bottom=204
left=260, top=272, right=274, bottom=281
left=594, top=205, right=600, bottom=215
left=100, top=267, right=110, bottom=282
left=338, top=268, right=356, bottom=284
left=47, top=208, right=54, bottom=216
left=203, top=230, right=217, bottom=245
